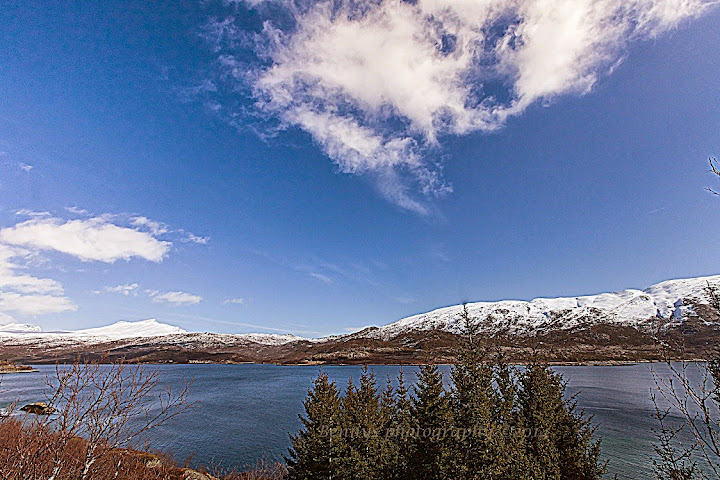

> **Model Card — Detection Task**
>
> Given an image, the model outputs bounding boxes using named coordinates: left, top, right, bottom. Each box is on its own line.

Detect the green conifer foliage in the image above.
left=448, top=305, right=527, bottom=479
left=379, top=377, right=402, bottom=480
left=339, top=367, right=386, bottom=480
left=518, top=362, right=605, bottom=480
left=408, top=363, right=450, bottom=480
left=287, top=305, right=606, bottom=480
left=393, top=368, right=417, bottom=480
left=286, top=371, right=343, bottom=480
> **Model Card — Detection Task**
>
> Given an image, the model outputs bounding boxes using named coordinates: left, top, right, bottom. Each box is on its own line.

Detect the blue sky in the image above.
left=0, top=0, right=719, bottom=336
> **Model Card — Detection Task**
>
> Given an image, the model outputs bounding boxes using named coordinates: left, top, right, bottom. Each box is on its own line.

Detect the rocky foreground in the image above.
left=1, top=275, right=719, bottom=365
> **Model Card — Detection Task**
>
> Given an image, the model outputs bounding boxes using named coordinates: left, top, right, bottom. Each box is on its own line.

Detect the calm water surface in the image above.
left=0, top=363, right=701, bottom=479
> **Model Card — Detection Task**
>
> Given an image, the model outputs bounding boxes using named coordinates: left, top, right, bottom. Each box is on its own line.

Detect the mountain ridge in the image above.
left=1, top=274, right=719, bottom=365
left=366, top=274, right=719, bottom=340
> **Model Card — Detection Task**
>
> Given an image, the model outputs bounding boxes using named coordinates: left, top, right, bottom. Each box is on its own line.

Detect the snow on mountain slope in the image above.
left=0, top=323, right=42, bottom=333
left=233, top=333, right=308, bottom=345
left=0, top=319, right=187, bottom=341
left=73, top=319, right=186, bottom=339
left=370, top=275, right=720, bottom=340
left=148, top=332, right=309, bottom=347
left=1, top=275, right=717, bottom=347
left=0, top=319, right=307, bottom=346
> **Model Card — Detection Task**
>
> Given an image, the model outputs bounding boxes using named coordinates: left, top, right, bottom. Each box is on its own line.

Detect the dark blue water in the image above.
left=0, top=363, right=706, bottom=479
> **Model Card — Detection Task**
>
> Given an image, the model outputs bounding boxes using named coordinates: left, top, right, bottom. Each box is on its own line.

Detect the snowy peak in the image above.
left=73, top=319, right=187, bottom=339
left=373, top=275, right=720, bottom=339
left=0, top=323, right=42, bottom=333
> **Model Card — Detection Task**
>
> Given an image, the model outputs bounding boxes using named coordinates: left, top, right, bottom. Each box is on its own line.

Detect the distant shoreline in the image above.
left=0, top=363, right=38, bottom=374
left=17, top=358, right=708, bottom=368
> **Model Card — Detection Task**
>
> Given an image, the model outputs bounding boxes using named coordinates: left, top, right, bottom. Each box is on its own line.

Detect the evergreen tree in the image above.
left=393, top=368, right=417, bottom=480
left=286, top=306, right=606, bottom=480
left=339, top=367, right=386, bottom=480
left=379, top=376, right=401, bottom=479
left=448, top=304, right=523, bottom=479
left=408, top=363, right=450, bottom=480
left=491, top=350, right=532, bottom=479
left=518, top=361, right=605, bottom=480
left=286, top=371, right=343, bottom=480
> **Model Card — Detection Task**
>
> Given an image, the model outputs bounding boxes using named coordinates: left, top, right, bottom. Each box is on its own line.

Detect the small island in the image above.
left=0, top=360, right=36, bottom=374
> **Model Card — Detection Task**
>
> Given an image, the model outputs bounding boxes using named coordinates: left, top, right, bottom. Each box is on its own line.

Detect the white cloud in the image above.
left=15, top=209, right=51, bottom=218
left=0, top=244, right=74, bottom=315
left=0, top=216, right=172, bottom=263
left=183, top=233, right=210, bottom=245
left=0, top=271, right=63, bottom=295
left=131, top=216, right=169, bottom=236
left=18, top=163, right=33, bottom=172
left=96, top=283, right=140, bottom=296
left=308, top=272, right=333, bottom=285
left=208, top=0, right=713, bottom=213
left=152, top=291, right=203, bottom=306
left=0, top=245, right=63, bottom=295
left=223, top=297, right=245, bottom=304
left=0, top=292, right=77, bottom=315
left=0, top=311, right=15, bottom=324
left=0, top=213, right=205, bottom=318
left=65, top=206, right=90, bottom=216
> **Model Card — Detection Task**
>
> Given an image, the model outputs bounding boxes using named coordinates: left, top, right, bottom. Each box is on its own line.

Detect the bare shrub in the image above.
left=651, top=358, right=720, bottom=480
left=0, top=358, right=193, bottom=480
left=650, top=280, right=720, bottom=479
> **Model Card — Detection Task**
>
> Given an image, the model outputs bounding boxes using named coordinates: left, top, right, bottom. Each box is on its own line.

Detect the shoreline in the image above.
left=16, top=358, right=708, bottom=368
left=0, top=367, right=39, bottom=375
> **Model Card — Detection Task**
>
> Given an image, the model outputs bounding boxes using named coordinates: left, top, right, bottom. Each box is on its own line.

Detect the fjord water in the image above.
left=0, top=364, right=695, bottom=479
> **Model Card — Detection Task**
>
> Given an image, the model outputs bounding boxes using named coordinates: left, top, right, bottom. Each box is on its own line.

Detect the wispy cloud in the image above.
left=131, top=216, right=169, bottom=236
left=204, top=0, right=713, bottom=214
left=308, top=272, right=333, bottom=285
left=15, top=209, right=51, bottom=218
left=18, top=163, right=33, bottom=172
left=151, top=291, right=203, bottom=306
left=223, top=297, right=245, bottom=305
left=94, top=283, right=140, bottom=296
left=394, top=296, right=417, bottom=305
left=250, top=248, right=384, bottom=288
left=65, top=206, right=89, bottom=216
left=183, top=233, right=211, bottom=245
left=166, top=311, right=322, bottom=335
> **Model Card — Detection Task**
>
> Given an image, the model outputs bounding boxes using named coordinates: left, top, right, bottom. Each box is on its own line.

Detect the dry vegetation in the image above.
left=0, top=359, right=285, bottom=480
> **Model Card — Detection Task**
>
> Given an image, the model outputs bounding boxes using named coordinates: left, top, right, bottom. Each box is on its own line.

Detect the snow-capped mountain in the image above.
left=368, top=274, right=720, bottom=340
left=1, top=275, right=718, bottom=365
left=0, top=319, right=306, bottom=346
left=72, top=319, right=187, bottom=339
left=0, top=319, right=186, bottom=340
left=0, top=323, right=42, bottom=334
